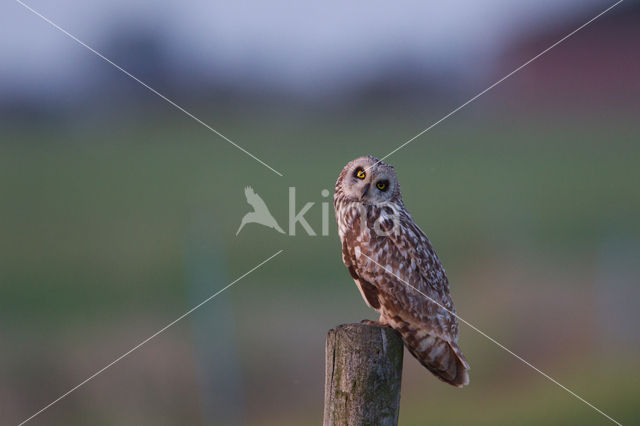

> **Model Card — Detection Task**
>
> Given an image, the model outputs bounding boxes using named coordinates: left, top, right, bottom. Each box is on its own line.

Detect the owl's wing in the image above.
left=349, top=210, right=469, bottom=386
left=352, top=210, right=456, bottom=336
left=342, top=238, right=381, bottom=310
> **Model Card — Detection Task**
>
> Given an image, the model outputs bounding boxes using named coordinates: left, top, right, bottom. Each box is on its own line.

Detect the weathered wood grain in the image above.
left=323, top=323, right=404, bottom=426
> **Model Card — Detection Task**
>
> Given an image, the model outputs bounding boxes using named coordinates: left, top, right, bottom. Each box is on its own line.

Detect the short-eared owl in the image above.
left=334, top=156, right=469, bottom=387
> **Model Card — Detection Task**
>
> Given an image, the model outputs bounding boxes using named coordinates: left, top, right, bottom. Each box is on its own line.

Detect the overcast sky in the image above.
left=1, top=0, right=606, bottom=98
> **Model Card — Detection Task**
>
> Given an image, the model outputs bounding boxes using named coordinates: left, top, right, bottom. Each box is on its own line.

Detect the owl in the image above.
left=334, top=155, right=469, bottom=387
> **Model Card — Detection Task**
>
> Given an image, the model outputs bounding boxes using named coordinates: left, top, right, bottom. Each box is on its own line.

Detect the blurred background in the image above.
left=1, top=0, right=639, bottom=425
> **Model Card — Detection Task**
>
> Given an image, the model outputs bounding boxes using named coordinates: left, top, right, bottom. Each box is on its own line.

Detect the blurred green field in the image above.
left=1, top=110, right=639, bottom=425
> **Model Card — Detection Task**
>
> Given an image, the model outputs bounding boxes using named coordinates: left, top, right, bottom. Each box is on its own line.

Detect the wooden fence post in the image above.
left=323, top=323, right=404, bottom=426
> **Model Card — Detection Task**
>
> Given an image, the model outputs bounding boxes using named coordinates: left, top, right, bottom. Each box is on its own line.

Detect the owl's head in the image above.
left=336, top=156, right=401, bottom=204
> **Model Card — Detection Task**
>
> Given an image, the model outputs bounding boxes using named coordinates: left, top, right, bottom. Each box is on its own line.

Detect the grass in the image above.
left=2, top=112, right=639, bottom=321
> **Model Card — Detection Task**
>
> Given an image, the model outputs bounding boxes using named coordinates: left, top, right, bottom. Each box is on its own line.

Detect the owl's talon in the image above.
left=360, top=319, right=391, bottom=328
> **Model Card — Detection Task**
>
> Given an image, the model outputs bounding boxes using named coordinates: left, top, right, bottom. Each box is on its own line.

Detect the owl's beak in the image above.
left=361, top=183, right=370, bottom=199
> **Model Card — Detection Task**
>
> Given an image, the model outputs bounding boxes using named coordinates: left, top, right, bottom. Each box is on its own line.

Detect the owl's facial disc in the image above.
left=340, top=156, right=398, bottom=205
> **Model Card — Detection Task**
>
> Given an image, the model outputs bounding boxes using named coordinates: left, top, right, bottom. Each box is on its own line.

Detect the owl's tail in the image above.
left=402, top=332, right=470, bottom=387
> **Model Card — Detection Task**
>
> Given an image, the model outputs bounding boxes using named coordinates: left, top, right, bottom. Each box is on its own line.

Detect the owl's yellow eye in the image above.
left=355, top=168, right=366, bottom=179
left=376, top=180, right=388, bottom=191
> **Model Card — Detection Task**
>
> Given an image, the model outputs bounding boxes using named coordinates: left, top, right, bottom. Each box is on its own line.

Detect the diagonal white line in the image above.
left=17, top=250, right=284, bottom=426
left=360, top=252, right=622, bottom=426
left=368, top=0, right=623, bottom=171
left=15, top=0, right=284, bottom=177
